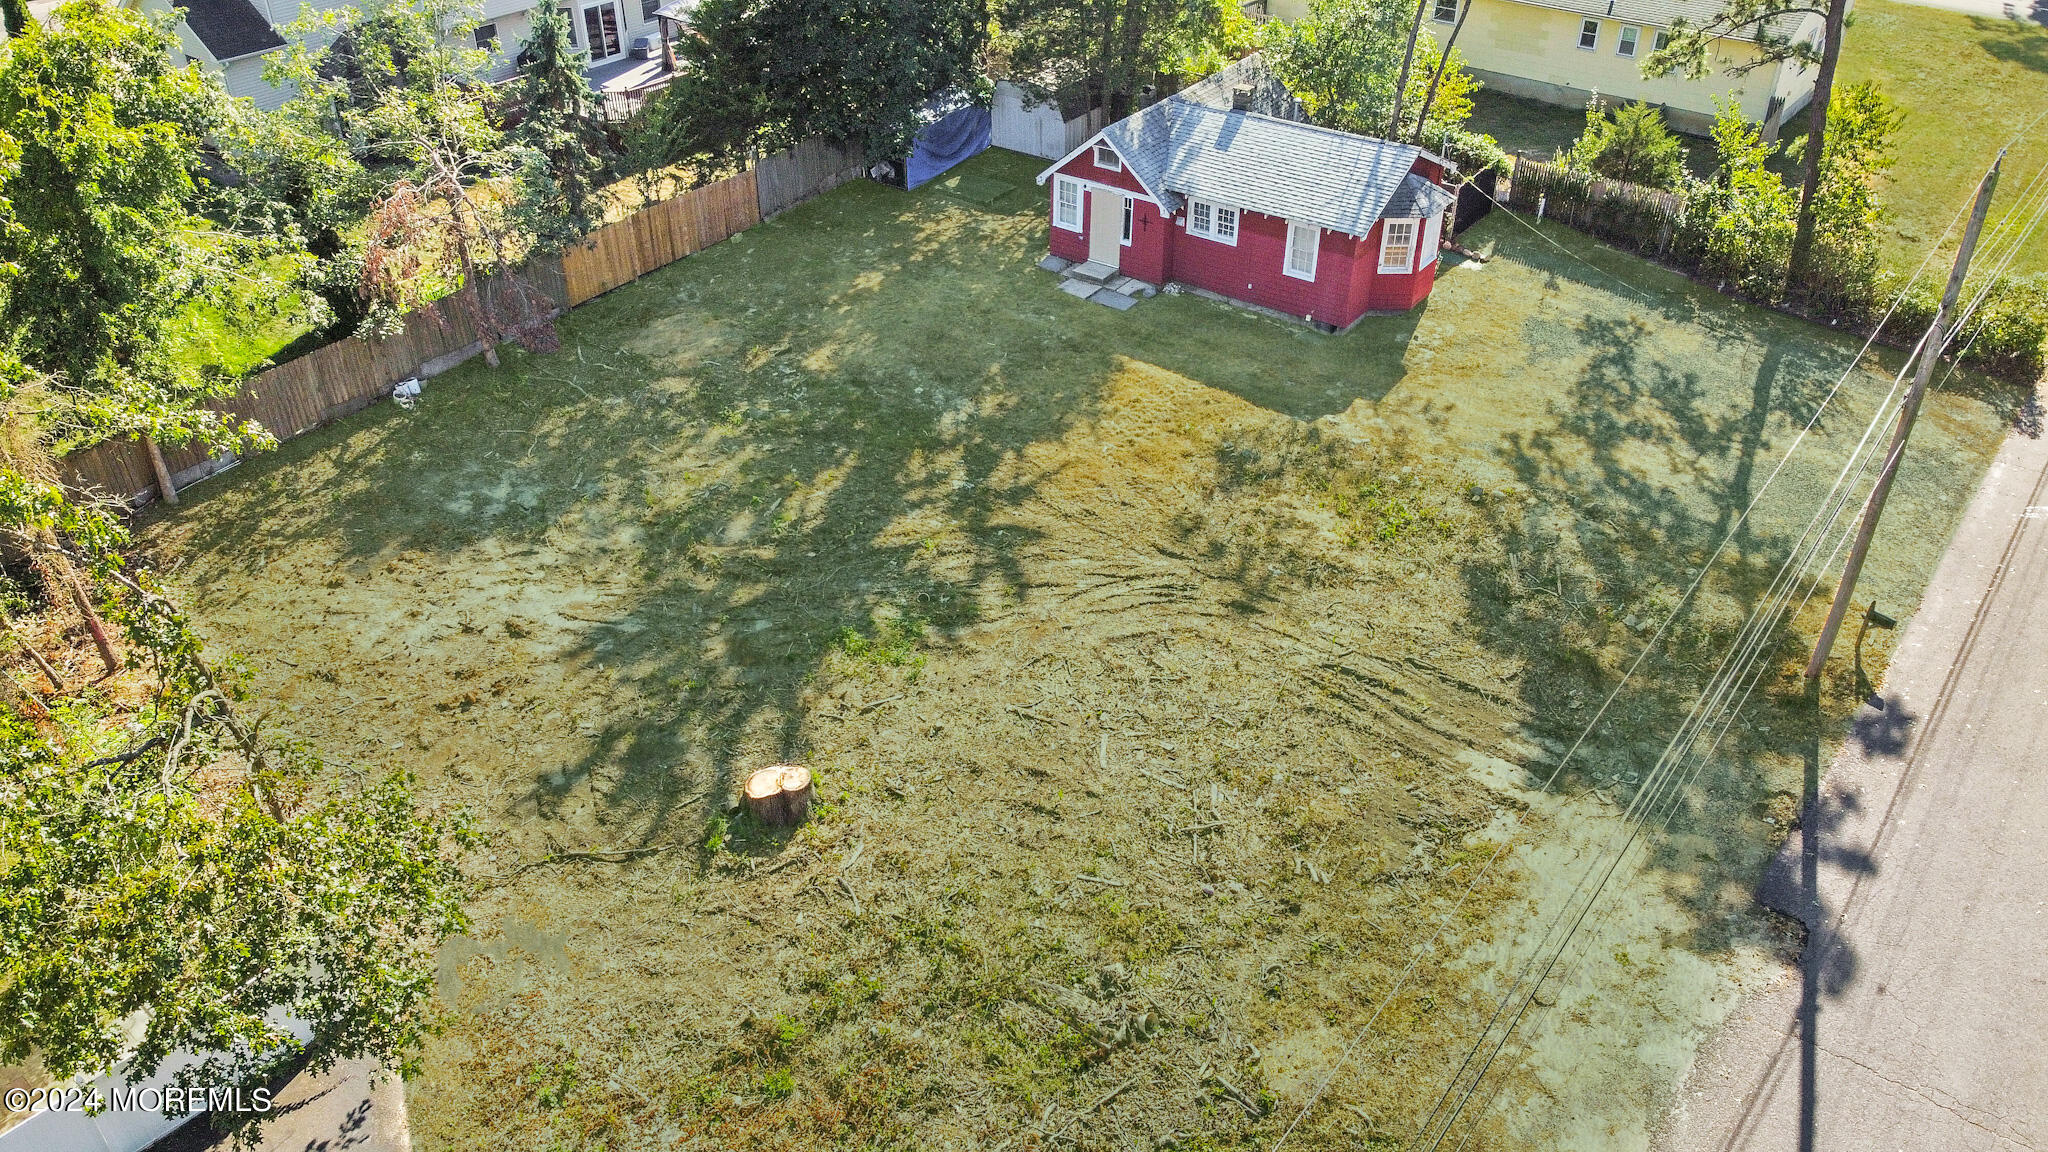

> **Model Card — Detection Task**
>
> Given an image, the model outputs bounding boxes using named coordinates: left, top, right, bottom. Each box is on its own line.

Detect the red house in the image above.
left=1035, top=57, right=1458, bottom=329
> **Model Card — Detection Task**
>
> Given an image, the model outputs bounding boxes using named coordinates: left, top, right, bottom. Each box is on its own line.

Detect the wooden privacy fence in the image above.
left=63, top=263, right=572, bottom=505
left=756, top=137, right=867, bottom=218
left=65, top=173, right=767, bottom=505
left=561, top=169, right=760, bottom=305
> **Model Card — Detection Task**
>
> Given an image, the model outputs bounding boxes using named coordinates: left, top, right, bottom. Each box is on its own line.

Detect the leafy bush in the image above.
left=1561, top=98, right=1686, bottom=190
left=1878, top=271, right=2048, bottom=384
left=1419, top=123, right=1510, bottom=175
left=1674, top=100, right=1796, bottom=298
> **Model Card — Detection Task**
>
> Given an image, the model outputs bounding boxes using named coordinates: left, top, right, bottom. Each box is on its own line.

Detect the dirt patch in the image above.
left=140, top=150, right=2011, bottom=1151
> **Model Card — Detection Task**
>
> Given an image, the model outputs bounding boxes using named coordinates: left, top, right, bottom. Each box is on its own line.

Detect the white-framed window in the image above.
left=1093, top=144, right=1122, bottom=172
left=1616, top=25, right=1639, bottom=56
left=1431, top=0, right=1457, bottom=22
left=642, top=0, right=660, bottom=17
left=1284, top=221, right=1319, bottom=280
left=1122, top=196, right=1134, bottom=244
left=1578, top=18, right=1599, bottom=50
left=1053, top=177, right=1083, bottom=231
left=1652, top=29, right=1671, bottom=51
left=1379, top=219, right=1416, bottom=272
left=559, top=5, right=578, bottom=45
left=1188, top=199, right=1238, bottom=244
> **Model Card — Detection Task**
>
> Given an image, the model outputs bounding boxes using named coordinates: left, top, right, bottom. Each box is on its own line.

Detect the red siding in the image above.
left=1042, top=144, right=1447, bottom=327
left=1163, top=209, right=1360, bottom=326
left=1061, top=144, right=1152, bottom=197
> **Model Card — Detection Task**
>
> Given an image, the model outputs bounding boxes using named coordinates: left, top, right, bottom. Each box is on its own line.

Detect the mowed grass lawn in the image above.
left=145, top=150, right=2013, bottom=1151
left=1839, top=0, right=2048, bottom=274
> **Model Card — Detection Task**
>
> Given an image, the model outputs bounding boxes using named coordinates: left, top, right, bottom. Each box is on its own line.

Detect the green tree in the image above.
left=648, top=0, right=987, bottom=167
left=513, top=5, right=609, bottom=237
left=1264, top=0, right=1474, bottom=140
left=269, top=0, right=561, bottom=355
left=0, top=0, right=258, bottom=448
left=996, top=0, right=1212, bottom=121
left=1641, top=0, right=1847, bottom=293
left=1795, top=81, right=1901, bottom=312
left=1680, top=99, right=1797, bottom=298
left=1562, top=98, right=1686, bottom=189
left=0, top=0, right=30, bottom=38
left=0, top=7, right=473, bottom=1136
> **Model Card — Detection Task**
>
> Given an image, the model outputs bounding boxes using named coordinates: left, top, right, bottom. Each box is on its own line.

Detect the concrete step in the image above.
left=1065, top=260, right=1119, bottom=285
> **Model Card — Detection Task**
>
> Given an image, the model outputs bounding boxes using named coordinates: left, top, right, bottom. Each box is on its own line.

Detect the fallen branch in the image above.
left=1074, top=874, right=1125, bottom=887
left=501, top=844, right=676, bottom=878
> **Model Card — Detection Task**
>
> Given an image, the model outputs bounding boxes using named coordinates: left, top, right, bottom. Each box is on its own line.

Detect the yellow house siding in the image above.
left=1453, top=0, right=1793, bottom=131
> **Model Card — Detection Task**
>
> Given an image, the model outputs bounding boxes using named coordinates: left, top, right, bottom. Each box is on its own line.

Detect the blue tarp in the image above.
left=904, top=93, right=992, bottom=189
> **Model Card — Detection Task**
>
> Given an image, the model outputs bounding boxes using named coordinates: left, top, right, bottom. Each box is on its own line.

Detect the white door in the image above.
left=1087, top=189, right=1123, bottom=267
left=582, top=2, right=623, bottom=60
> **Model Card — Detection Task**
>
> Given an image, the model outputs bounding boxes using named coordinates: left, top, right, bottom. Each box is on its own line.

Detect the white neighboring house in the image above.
left=134, top=0, right=691, bottom=113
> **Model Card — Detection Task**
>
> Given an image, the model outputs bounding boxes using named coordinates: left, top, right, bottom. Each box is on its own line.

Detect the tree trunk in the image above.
left=64, top=574, right=120, bottom=678
left=2, top=613, right=65, bottom=692
left=1786, top=0, right=1849, bottom=296
left=144, top=435, right=178, bottom=506
left=1412, top=0, right=1473, bottom=142
left=1386, top=0, right=1430, bottom=140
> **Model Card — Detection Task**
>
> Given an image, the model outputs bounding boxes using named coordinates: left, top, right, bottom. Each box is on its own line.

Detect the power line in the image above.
left=1414, top=155, right=2045, bottom=1150
left=1266, top=170, right=1987, bottom=1152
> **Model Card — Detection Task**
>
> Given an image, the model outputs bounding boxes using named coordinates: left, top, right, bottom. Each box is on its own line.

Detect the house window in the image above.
left=1578, top=18, right=1599, bottom=50
left=643, top=0, right=660, bottom=18
left=1379, top=219, right=1416, bottom=272
left=1093, top=144, right=1122, bottom=172
left=1653, top=29, right=1671, bottom=51
left=1122, top=197, right=1134, bottom=244
left=1054, top=177, right=1083, bottom=231
left=560, top=6, right=578, bottom=44
left=1189, top=199, right=1237, bottom=244
left=474, top=22, right=498, bottom=48
left=1616, top=25, right=1639, bottom=56
left=1284, top=221, right=1319, bottom=280
left=1431, top=0, right=1457, bottom=22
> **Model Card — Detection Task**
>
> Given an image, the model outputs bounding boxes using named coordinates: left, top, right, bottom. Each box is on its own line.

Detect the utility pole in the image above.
left=1806, top=154, right=2002, bottom=682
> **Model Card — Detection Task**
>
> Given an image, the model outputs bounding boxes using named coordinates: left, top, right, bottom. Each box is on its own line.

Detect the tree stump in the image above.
left=744, top=767, right=788, bottom=825
left=743, top=764, right=814, bottom=827
left=776, top=765, right=813, bottom=825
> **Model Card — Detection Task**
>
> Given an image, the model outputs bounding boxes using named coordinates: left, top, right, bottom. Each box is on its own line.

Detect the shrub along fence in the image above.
left=1503, top=155, right=2046, bottom=385
left=64, top=166, right=779, bottom=507
left=1505, top=154, right=1683, bottom=257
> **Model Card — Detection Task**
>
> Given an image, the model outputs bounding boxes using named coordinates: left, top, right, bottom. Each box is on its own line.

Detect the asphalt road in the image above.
left=1656, top=395, right=2048, bottom=1152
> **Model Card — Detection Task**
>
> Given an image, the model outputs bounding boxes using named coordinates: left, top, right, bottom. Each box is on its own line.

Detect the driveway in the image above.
left=1654, top=394, right=2048, bottom=1151
left=149, top=1060, right=409, bottom=1152
left=1885, top=0, right=2043, bottom=23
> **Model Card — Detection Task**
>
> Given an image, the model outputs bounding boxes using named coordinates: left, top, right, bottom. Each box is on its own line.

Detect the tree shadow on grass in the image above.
left=1971, top=13, right=2048, bottom=72
left=1436, top=293, right=1873, bottom=1143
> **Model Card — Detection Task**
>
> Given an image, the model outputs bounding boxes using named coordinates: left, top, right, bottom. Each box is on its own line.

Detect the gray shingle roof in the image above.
left=177, top=0, right=285, bottom=61
left=1383, top=172, right=1457, bottom=219
left=1171, top=54, right=1305, bottom=122
left=1090, top=99, right=1453, bottom=238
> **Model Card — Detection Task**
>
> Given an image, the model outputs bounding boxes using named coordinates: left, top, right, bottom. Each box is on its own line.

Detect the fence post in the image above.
left=1536, top=193, right=1546, bottom=222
